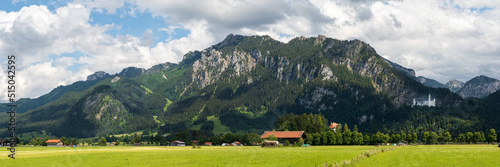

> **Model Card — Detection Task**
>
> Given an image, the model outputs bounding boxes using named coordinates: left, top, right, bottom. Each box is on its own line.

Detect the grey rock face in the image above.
left=457, top=75, right=500, bottom=98
left=87, top=71, right=110, bottom=81
left=445, top=79, right=464, bottom=92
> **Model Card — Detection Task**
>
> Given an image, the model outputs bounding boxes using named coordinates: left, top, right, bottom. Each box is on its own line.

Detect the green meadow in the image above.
left=356, top=145, right=500, bottom=167
left=1, top=145, right=499, bottom=167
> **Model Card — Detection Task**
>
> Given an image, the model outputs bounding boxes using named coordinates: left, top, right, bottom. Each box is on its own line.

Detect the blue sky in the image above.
left=1, top=0, right=500, bottom=101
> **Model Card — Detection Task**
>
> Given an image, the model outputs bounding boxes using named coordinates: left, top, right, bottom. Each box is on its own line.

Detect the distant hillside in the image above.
left=5, top=34, right=499, bottom=138
left=0, top=74, right=110, bottom=114
left=446, top=79, right=464, bottom=92
left=416, top=76, right=446, bottom=88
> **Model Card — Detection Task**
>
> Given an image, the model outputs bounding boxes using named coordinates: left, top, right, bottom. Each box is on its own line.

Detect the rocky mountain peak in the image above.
left=214, top=33, right=246, bottom=49
left=87, top=71, right=110, bottom=81
left=119, top=67, right=146, bottom=78
left=457, top=75, right=500, bottom=98
left=445, top=79, right=464, bottom=92
left=383, top=58, right=415, bottom=78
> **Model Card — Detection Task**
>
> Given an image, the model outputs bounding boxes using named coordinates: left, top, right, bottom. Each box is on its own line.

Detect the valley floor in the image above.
left=0, top=145, right=498, bottom=166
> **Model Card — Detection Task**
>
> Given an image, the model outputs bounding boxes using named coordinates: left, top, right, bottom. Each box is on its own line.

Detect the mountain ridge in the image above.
left=2, top=34, right=499, bottom=138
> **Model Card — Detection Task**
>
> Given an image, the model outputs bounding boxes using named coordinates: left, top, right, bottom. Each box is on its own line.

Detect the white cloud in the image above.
left=0, top=3, right=213, bottom=101
left=2, top=0, right=500, bottom=102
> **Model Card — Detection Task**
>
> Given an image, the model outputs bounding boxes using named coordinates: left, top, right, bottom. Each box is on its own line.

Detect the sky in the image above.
left=1, top=0, right=500, bottom=102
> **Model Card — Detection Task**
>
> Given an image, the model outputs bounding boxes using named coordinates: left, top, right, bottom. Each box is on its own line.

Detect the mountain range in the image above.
left=2, top=34, right=500, bottom=138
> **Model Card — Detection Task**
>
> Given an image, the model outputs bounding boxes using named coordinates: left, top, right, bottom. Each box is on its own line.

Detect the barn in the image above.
left=45, top=140, right=63, bottom=147
left=260, top=131, right=307, bottom=145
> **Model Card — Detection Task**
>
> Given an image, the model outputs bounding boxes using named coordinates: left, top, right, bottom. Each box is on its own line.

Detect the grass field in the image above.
left=356, top=145, right=500, bottom=167
left=1, top=145, right=498, bottom=166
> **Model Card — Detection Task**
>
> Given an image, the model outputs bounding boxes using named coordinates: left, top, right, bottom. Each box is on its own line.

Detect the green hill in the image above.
left=3, top=34, right=499, bottom=138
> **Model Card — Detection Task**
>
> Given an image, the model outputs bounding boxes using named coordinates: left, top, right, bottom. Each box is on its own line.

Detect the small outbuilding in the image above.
left=398, top=140, right=408, bottom=146
left=0, top=140, right=10, bottom=147
left=46, top=140, right=63, bottom=147
left=263, top=141, right=279, bottom=147
left=133, top=143, right=142, bottom=146
left=171, top=140, right=185, bottom=146
left=204, top=142, right=212, bottom=146
left=232, top=141, right=243, bottom=146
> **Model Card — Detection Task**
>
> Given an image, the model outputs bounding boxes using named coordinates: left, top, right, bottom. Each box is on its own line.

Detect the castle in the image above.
left=412, top=94, right=436, bottom=107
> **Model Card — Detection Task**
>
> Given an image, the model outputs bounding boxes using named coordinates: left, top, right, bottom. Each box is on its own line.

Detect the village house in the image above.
left=204, top=142, right=212, bottom=146
left=191, top=140, right=199, bottom=145
left=260, top=131, right=307, bottom=145
left=45, top=139, right=63, bottom=147
left=232, top=141, right=242, bottom=146
left=0, top=140, right=10, bottom=147
left=329, top=122, right=338, bottom=132
left=398, top=140, right=408, bottom=146
left=170, top=140, right=185, bottom=146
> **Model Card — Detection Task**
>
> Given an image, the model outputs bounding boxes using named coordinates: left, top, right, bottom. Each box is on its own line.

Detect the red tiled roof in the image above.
left=233, top=141, right=241, bottom=144
left=329, top=122, right=338, bottom=129
left=45, top=140, right=62, bottom=143
left=261, top=131, right=305, bottom=139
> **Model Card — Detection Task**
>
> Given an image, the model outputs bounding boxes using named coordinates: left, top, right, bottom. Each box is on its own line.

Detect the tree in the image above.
left=115, top=139, right=120, bottom=146
left=406, top=134, right=413, bottom=143
left=29, top=139, right=38, bottom=146
left=98, top=137, right=107, bottom=146
left=363, top=134, right=370, bottom=145
left=353, top=125, right=358, bottom=132
left=443, top=132, right=452, bottom=144
left=243, top=133, right=261, bottom=145
left=466, top=132, right=473, bottom=143
left=430, top=132, right=438, bottom=144
left=423, top=132, right=430, bottom=144
left=487, top=129, right=497, bottom=144
left=342, top=123, right=350, bottom=133
left=43, top=137, right=50, bottom=146
left=412, top=133, right=417, bottom=144
left=438, top=133, right=444, bottom=144
left=326, top=131, right=336, bottom=145
left=352, top=132, right=363, bottom=145
left=87, top=139, right=93, bottom=146
left=473, top=132, right=481, bottom=144
left=284, top=140, right=290, bottom=147
left=342, top=131, right=351, bottom=145
left=293, top=139, right=304, bottom=147
left=71, top=138, right=79, bottom=146
left=60, top=136, right=70, bottom=146
left=35, top=138, right=42, bottom=146
left=267, top=134, right=278, bottom=141
left=313, top=133, right=321, bottom=145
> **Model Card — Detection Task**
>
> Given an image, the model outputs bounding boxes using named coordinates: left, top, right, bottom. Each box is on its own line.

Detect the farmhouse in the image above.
left=398, top=140, right=408, bottom=146
left=0, top=140, right=10, bottom=147
left=45, top=139, right=63, bottom=147
left=329, top=122, right=338, bottom=132
left=261, top=131, right=307, bottom=145
left=232, top=141, right=242, bottom=146
left=204, top=142, right=212, bottom=146
left=171, top=140, right=185, bottom=146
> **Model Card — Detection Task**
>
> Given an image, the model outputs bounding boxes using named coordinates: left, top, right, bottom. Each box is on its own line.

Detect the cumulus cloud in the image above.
left=0, top=3, right=213, bottom=101
left=2, top=0, right=500, bottom=102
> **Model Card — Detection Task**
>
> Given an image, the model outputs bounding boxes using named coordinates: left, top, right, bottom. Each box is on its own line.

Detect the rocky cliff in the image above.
left=446, top=79, right=464, bottom=92
left=457, top=75, right=500, bottom=98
